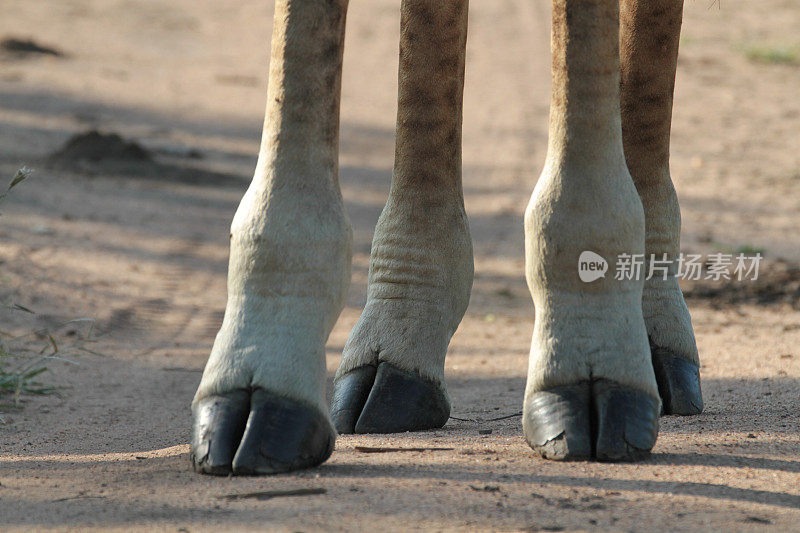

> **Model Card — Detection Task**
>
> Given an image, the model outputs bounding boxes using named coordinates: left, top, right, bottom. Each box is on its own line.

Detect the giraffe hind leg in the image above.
left=620, top=0, right=702, bottom=415
left=331, top=0, right=472, bottom=434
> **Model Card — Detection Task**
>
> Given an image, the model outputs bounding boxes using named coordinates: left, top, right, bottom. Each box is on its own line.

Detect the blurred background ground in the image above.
left=0, top=0, right=799, bottom=530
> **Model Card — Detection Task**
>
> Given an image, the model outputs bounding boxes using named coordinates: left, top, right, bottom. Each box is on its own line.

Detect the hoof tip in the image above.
left=191, top=391, right=249, bottom=475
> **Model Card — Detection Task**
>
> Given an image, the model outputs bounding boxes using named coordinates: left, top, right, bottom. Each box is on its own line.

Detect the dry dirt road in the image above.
left=1, top=0, right=799, bottom=531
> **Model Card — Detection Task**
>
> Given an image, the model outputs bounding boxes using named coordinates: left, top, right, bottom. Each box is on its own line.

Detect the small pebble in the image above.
left=478, top=429, right=492, bottom=435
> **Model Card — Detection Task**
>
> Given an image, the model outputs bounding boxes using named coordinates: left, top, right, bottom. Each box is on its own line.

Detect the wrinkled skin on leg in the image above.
left=331, top=0, right=473, bottom=434
left=191, top=0, right=352, bottom=476
left=620, top=0, right=703, bottom=415
left=189, top=0, right=695, bottom=475
left=522, top=0, right=660, bottom=461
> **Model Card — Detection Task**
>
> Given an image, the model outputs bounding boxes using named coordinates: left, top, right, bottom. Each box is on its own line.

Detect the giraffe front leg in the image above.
left=523, top=0, right=660, bottom=461
left=620, top=0, right=702, bottom=415
left=331, top=0, right=472, bottom=434
left=191, top=0, right=351, bottom=475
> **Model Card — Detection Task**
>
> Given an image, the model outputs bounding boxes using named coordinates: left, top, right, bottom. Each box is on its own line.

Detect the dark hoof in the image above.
left=331, top=361, right=450, bottom=434
left=593, top=380, right=660, bottom=461
left=651, top=344, right=703, bottom=416
left=191, top=390, right=334, bottom=476
left=523, top=383, right=592, bottom=460
left=524, top=380, right=659, bottom=462
left=330, top=365, right=377, bottom=433
left=191, top=391, right=250, bottom=475
left=232, top=390, right=335, bottom=475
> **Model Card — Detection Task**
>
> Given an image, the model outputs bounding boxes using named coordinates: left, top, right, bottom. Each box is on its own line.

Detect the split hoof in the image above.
left=524, top=380, right=659, bottom=462
left=191, top=390, right=334, bottom=476
left=651, top=345, right=703, bottom=416
left=331, top=361, right=450, bottom=434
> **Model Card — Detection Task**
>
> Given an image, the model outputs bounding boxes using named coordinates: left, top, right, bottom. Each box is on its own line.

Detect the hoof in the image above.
left=191, top=390, right=334, bottom=476
left=651, top=344, right=703, bottom=416
left=191, top=391, right=250, bottom=475
left=232, top=390, right=335, bottom=475
left=524, top=380, right=659, bottom=462
left=593, top=380, right=660, bottom=461
left=331, top=361, right=450, bottom=434
left=523, top=383, right=592, bottom=460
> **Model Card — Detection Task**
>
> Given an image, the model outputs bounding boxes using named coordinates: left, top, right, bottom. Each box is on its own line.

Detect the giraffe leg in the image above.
left=331, top=0, right=472, bottom=434
left=620, top=0, right=702, bottom=415
left=522, top=0, right=659, bottom=461
left=191, top=0, right=351, bottom=475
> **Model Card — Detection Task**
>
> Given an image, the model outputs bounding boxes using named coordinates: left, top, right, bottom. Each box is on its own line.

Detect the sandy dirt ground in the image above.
left=1, top=0, right=800, bottom=531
